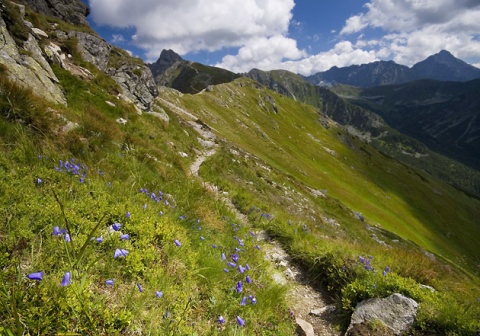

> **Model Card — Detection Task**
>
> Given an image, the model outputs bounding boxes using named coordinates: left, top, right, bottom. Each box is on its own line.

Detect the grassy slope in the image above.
left=0, top=7, right=479, bottom=331
left=161, top=78, right=480, bottom=273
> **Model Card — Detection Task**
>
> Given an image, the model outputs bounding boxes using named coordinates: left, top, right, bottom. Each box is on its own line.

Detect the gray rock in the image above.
left=0, top=16, right=66, bottom=105
left=310, top=304, right=336, bottom=316
left=73, top=32, right=112, bottom=71
left=295, top=318, right=314, bottom=336
left=107, top=63, right=158, bottom=111
left=346, top=293, right=418, bottom=336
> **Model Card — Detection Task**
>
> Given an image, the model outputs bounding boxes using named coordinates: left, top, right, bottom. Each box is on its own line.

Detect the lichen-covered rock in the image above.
left=346, top=293, right=418, bottom=336
left=73, top=32, right=112, bottom=71
left=0, top=15, right=66, bottom=105
left=107, top=63, right=158, bottom=111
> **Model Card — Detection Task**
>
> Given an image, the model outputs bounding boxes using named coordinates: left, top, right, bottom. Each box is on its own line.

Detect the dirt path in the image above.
left=165, top=97, right=342, bottom=335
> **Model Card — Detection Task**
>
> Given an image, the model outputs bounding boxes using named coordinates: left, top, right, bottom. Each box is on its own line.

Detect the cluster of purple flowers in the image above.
left=358, top=255, right=375, bottom=271
left=54, top=158, right=87, bottom=183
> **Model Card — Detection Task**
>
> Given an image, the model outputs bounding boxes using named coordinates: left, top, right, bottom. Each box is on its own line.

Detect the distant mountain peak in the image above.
left=412, top=49, right=480, bottom=82
left=304, top=50, right=480, bottom=87
left=148, top=49, right=184, bottom=78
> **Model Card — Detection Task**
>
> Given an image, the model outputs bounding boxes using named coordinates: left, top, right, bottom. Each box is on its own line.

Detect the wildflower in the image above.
left=236, top=316, right=245, bottom=327
left=27, top=271, right=43, bottom=281
left=36, top=178, right=43, bottom=184
left=221, top=253, right=226, bottom=261
left=212, top=244, right=217, bottom=248
left=385, top=266, right=391, bottom=272
left=108, top=182, right=112, bottom=187
left=112, top=223, right=121, bottom=231
left=79, top=177, right=84, bottom=183
left=120, top=234, right=129, bottom=240
left=236, top=281, right=243, bottom=293
left=200, top=236, right=205, bottom=241
left=232, top=254, right=239, bottom=263
left=143, top=203, right=147, bottom=210
left=64, top=233, right=71, bottom=242
left=137, top=283, right=143, bottom=292
left=240, top=296, right=247, bottom=305
left=159, top=211, right=163, bottom=216
left=358, top=256, right=365, bottom=264
left=218, top=316, right=225, bottom=324
left=174, top=239, right=181, bottom=247
left=256, top=245, right=261, bottom=250
left=114, top=248, right=129, bottom=258
left=238, top=265, right=245, bottom=273
left=96, top=236, right=103, bottom=243
left=106, top=279, right=114, bottom=286
left=246, top=275, right=252, bottom=284
left=383, top=270, right=388, bottom=277
left=245, top=264, right=250, bottom=271
left=52, top=226, right=61, bottom=236
left=164, top=311, right=171, bottom=319
left=223, top=268, right=229, bottom=273
left=251, top=297, right=257, bottom=304
left=156, top=291, right=163, bottom=298
left=227, top=262, right=236, bottom=268
left=61, top=271, right=71, bottom=287
left=126, top=212, right=131, bottom=218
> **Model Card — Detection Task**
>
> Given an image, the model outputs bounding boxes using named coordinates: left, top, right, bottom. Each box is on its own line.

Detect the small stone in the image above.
left=295, top=317, right=315, bottom=336
left=310, top=305, right=336, bottom=316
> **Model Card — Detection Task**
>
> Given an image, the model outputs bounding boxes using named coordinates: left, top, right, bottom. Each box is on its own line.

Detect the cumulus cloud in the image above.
left=89, top=0, right=295, bottom=61
left=340, top=0, right=480, bottom=66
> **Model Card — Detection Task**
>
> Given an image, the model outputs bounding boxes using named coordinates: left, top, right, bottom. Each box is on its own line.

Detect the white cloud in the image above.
left=339, top=0, right=480, bottom=66
left=218, top=40, right=378, bottom=75
left=216, top=35, right=307, bottom=73
left=89, top=0, right=295, bottom=62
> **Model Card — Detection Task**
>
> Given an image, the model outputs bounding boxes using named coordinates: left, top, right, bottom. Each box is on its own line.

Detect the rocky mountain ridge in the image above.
left=304, top=50, right=480, bottom=87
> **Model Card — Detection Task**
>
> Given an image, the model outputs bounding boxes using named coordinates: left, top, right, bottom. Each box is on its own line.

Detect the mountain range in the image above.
left=303, top=50, right=480, bottom=87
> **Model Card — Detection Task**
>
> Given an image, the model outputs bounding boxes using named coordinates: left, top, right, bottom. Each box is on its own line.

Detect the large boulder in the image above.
left=0, top=10, right=66, bottom=105
left=346, top=293, right=418, bottom=335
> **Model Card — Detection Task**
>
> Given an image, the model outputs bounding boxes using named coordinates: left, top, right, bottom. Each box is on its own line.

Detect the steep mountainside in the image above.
left=304, top=50, right=480, bottom=87
left=341, top=79, right=480, bottom=170
left=245, top=68, right=480, bottom=197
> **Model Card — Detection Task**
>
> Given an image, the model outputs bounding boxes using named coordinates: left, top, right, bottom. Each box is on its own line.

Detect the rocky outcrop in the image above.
left=107, top=63, right=158, bottom=112
left=66, top=31, right=158, bottom=111
left=19, top=0, right=89, bottom=27
left=0, top=5, right=66, bottom=105
left=346, top=293, right=418, bottom=335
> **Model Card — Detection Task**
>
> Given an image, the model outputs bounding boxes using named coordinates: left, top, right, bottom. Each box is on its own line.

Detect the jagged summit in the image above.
left=412, top=49, right=480, bottom=81
left=148, top=49, right=184, bottom=78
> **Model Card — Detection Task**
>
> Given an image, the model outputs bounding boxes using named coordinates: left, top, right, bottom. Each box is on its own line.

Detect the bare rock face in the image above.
left=72, top=32, right=158, bottom=111
left=19, top=0, right=89, bottom=26
left=0, top=10, right=66, bottom=105
left=73, top=32, right=112, bottom=71
left=346, top=293, right=418, bottom=336
left=107, top=63, right=158, bottom=112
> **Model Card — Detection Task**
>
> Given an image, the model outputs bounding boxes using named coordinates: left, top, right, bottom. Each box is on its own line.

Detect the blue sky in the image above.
left=84, top=0, right=480, bottom=75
